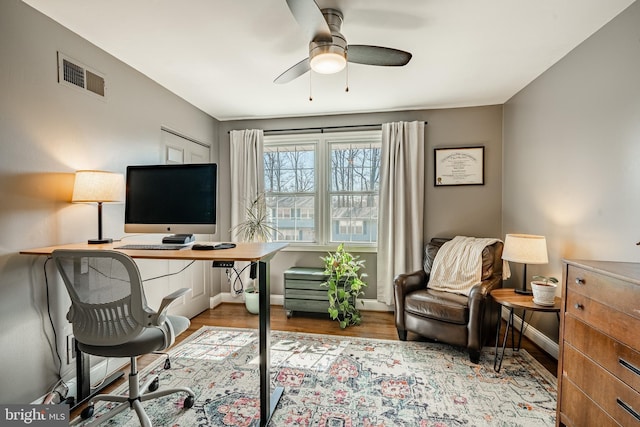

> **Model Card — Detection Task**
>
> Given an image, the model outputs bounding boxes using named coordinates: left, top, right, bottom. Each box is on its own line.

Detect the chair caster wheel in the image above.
left=148, top=377, right=160, bottom=392
left=81, top=405, right=94, bottom=420
left=164, top=358, right=171, bottom=370
left=183, top=395, right=195, bottom=409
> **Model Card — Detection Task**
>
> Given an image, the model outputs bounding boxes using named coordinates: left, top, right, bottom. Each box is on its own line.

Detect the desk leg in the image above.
left=76, top=345, right=90, bottom=403
left=71, top=344, right=123, bottom=411
left=258, top=260, right=284, bottom=427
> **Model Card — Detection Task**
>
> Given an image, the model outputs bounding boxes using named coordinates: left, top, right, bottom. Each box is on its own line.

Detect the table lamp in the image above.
left=502, top=234, right=549, bottom=295
left=72, top=170, right=124, bottom=244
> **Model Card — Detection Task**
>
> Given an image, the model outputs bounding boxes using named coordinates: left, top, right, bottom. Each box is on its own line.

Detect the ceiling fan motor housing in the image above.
left=309, top=8, right=347, bottom=73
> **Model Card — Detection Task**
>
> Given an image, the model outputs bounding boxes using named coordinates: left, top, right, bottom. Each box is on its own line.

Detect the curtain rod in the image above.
left=227, top=121, right=427, bottom=135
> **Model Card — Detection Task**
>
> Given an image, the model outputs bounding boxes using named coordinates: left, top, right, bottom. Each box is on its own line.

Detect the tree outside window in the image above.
left=264, top=131, right=381, bottom=246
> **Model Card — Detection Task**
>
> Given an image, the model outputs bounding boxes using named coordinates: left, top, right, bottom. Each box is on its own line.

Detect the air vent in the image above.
left=57, top=52, right=106, bottom=98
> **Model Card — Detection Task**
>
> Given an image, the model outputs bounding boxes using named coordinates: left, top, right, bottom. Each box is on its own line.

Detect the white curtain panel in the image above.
left=377, top=121, right=425, bottom=305
left=229, top=129, right=264, bottom=239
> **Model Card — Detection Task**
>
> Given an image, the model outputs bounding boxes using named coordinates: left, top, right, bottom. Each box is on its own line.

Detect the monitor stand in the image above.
left=162, top=234, right=195, bottom=244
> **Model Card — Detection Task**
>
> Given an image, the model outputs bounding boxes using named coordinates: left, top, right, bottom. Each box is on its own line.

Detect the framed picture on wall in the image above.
left=434, top=146, right=484, bottom=186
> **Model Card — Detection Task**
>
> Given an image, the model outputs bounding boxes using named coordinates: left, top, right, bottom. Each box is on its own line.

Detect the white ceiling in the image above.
left=23, top=0, right=635, bottom=121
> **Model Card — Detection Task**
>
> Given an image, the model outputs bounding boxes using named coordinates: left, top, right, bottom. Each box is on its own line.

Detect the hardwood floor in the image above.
left=71, top=304, right=558, bottom=418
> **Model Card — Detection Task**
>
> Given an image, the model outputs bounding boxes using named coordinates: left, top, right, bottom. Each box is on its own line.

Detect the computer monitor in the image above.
left=124, top=163, right=217, bottom=236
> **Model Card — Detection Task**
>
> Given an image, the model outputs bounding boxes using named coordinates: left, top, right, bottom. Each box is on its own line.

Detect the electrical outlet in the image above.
left=66, top=334, right=76, bottom=365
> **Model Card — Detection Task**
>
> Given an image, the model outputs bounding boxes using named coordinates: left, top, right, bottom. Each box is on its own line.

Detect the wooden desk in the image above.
left=21, top=241, right=287, bottom=427
left=491, top=288, right=561, bottom=372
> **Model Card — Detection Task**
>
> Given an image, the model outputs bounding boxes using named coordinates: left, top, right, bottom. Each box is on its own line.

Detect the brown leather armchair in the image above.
left=393, top=238, right=504, bottom=363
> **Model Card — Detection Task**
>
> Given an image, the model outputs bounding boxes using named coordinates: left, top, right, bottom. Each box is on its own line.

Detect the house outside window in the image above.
left=264, top=130, right=381, bottom=247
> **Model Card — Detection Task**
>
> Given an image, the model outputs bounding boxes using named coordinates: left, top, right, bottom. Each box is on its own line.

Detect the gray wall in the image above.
left=503, top=1, right=640, bottom=340
left=0, top=0, right=219, bottom=403
left=218, top=105, right=503, bottom=298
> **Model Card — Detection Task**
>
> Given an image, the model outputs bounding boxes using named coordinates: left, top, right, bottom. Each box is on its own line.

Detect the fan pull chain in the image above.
left=309, top=72, right=313, bottom=101
left=345, top=61, right=349, bottom=93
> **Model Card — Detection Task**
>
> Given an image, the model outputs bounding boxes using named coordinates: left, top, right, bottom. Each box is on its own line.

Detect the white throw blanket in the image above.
left=427, top=236, right=508, bottom=296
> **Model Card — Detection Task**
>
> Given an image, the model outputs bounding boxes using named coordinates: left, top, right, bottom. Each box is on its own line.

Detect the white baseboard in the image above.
left=501, top=307, right=559, bottom=360
left=213, top=294, right=392, bottom=313
left=32, top=358, right=128, bottom=404
left=360, top=299, right=393, bottom=312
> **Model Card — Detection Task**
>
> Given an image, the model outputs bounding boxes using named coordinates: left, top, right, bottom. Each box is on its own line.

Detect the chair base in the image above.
left=71, top=357, right=195, bottom=427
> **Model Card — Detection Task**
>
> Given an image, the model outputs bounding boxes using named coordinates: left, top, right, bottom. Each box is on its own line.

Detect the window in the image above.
left=264, top=130, right=381, bottom=246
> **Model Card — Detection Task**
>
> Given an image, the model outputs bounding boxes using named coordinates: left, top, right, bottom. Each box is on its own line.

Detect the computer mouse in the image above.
left=192, top=244, right=215, bottom=250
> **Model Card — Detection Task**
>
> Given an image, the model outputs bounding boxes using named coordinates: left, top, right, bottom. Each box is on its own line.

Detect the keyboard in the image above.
left=115, top=244, right=189, bottom=250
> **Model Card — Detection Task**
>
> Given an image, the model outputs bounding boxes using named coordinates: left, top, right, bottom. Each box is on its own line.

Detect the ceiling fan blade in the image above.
left=347, top=45, right=412, bottom=66
left=285, top=0, right=332, bottom=42
left=274, top=57, right=311, bottom=84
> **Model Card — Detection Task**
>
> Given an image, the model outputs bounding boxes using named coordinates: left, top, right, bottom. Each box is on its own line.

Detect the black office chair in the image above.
left=52, top=249, right=195, bottom=426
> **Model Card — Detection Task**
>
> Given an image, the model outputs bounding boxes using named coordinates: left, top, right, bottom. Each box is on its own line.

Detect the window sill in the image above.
left=280, top=244, right=378, bottom=254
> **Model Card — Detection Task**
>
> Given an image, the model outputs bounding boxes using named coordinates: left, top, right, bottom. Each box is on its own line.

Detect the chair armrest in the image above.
left=394, top=270, right=428, bottom=296
left=467, top=275, right=502, bottom=351
left=393, top=270, right=428, bottom=330
left=468, top=275, right=502, bottom=301
left=151, top=288, right=191, bottom=326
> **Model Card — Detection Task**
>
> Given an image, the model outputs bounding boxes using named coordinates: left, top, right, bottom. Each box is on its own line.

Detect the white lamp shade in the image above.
left=502, top=233, right=548, bottom=264
left=72, top=170, right=124, bottom=203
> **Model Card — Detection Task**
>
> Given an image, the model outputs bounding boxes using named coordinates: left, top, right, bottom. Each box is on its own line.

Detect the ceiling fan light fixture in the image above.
left=309, top=44, right=346, bottom=74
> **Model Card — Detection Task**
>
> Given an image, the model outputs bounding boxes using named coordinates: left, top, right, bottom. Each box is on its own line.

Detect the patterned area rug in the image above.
left=80, top=326, right=557, bottom=426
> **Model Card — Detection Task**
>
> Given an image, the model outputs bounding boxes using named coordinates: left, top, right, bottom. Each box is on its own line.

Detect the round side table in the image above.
left=490, top=288, right=561, bottom=372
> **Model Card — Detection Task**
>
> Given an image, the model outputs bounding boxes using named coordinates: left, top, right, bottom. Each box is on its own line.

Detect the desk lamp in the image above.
left=72, top=170, right=124, bottom=244
left=502, top=234, right=549, bottom=295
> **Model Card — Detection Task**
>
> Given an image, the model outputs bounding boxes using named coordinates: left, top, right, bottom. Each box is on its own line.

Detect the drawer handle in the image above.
left=617, top=398, right=640, bottom=422
left=574, top=303, right=584, bottom=310
left=575, top=277, right=586, bottom=285
left=619, top=358, right=640, bottom=377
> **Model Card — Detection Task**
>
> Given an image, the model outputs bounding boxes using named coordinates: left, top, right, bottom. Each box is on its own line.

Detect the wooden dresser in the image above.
left=557, top=260, right=640, bottom=426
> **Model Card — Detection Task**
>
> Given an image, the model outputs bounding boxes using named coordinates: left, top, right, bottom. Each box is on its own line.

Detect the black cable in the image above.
left=231, top=267, right=244, bottom=294
left=43, top=257, right=68, bottom=393
left=229, top=262, right=257, bottom=294
left=143, top=260, right=196, bottom=282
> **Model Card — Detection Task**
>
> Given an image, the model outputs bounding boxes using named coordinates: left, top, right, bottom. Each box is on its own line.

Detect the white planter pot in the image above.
left=531, top=281, right=557, bottom=306
left=244, top=287, right=259, bottom=315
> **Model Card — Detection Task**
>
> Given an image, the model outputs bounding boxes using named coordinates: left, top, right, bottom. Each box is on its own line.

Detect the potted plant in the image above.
left=531, top=275, right=559, bottom=306
left=320, top=244, right=367, bottom=329
left=229, top=193, right=278, bottom=243
left=229, top=193, right=279, bottom=314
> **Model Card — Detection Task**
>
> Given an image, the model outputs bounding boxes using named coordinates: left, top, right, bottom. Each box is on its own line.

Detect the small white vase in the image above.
left=531, top=281, right=557, bottom=306
left=244, top=287, right=259, bottom=315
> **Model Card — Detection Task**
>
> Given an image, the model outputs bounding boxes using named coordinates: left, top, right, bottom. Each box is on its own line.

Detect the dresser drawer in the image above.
left=285, top=279, right=327, bottom=290
left=559, top=378, right=621, bottom=427
left=563, top=344, right=640, bottom=426
left=284, top=298, right=329, bottom=313
left=566, top=291, right=640, bottom=351
left=285, top=289, right=327, bottom=301
left=564, top=316, right=640, bottom=393
left=567, top=265, right=640, bottom=319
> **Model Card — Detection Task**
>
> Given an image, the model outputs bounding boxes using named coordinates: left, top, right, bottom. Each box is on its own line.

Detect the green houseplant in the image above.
left=229, top=193, right=279, bottom=314
left=229, top=193, right=278, bottom=243
left=320, top=244, right=367, bottom=329
left=531, top=275, right=558, bottom=285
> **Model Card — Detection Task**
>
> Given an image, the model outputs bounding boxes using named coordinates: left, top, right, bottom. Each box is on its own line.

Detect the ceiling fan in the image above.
left=274, top=0, right=413, bottom=84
